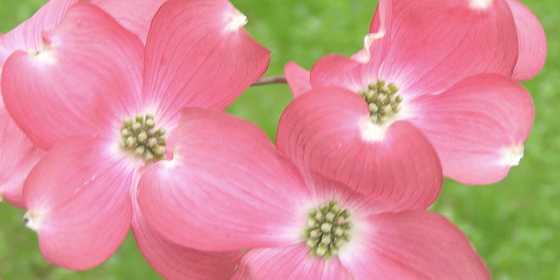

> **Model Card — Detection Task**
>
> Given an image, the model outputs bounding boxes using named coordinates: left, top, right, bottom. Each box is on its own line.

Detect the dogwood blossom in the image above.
left=1, top=0, right=269, bottom=269
left=280, top=0, right=535, bottom=187
left=138, top=108, right=490, bottom=280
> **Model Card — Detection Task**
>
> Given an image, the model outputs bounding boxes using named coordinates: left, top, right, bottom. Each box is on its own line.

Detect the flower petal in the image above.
left=408, top=74, right=534, bottom=184
left=1, top=35, right=10, bottom=67
left=138, top=108, right=308, bottom=251
left=232, top=245, right=353, bottom=280
left=284, top=61, right=312, bottom=98
left=1, top=3, right=143, bottom=150
left=310, top=54, right=368, bottom=92
left=90, top=0, right=167, bottom=44
left=276, top=87, right=442, bottom=211
left=1, top=0, right=76, bottom=53
left=0, top=108, right=45, bottom=208
left=379, top=0, right=519, bottom=94
left=504, top=0, right=547, bottom=81
left=340, top=211, right=491, bottom=280
left=23, top=136, right=135, bottom=270
left=143, top=0, right=270, bottom=124
left=132, top=200, right=241, bottom=280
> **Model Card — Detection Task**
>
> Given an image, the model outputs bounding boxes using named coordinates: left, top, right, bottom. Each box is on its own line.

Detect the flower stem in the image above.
left=251, top=76, right=287, bottom=86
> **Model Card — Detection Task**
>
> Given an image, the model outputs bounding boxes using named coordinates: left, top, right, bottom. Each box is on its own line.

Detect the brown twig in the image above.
left=251, top=76, right=287, bottom=86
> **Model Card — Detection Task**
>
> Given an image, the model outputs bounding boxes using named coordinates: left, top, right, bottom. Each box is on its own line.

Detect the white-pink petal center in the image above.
left=29, top=46, right=56, bottom=64
left=470, top=0, right=494, bottom=10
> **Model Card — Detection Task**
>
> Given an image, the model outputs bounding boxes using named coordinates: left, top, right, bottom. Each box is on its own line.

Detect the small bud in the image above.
left=306, top=239, right=319, bottom=248
left=320, top=222, right=332, bottom=233
left=137, top=132, right=148, bottom=144
left=144, top=151, right=154, bottom=161
left=123, top=117, right=133, bottom=127
left=147, top=137, right=158, bottom=148
left=320, top=234, right=332, bottom=245
left=310, top=229, right=321, bottom=239
left=126, top=137, right=137, bottom=148
left=145, top=118, right=155, bottom=129
left=121, top=128, right=131, bottom=138
left=135, top=146, right=145, bottom=155
left=315, top=244, right=328, bottom=257
left=379, top=86, right=390, bottom=95
left=388, top=83, right=399, bottom=93
left=153, top=145, right=166, bottom=156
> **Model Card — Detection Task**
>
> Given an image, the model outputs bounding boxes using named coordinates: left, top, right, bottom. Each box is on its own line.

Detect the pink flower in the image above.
left=137, top=108, right=491, bottom=280
left=0, top=0, right=167, bottom=208
left=280, top=0, right=535, bottom=188
left=1, top=0, right=269, bottom=270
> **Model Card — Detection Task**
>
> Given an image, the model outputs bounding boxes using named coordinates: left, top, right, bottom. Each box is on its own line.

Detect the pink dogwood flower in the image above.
left=1, top=0, right=269, bottom=269
left=137, top=108, right=490, bottom=280
left=280, top=0, right=535, bottom=189
left=0, top=0, right=167, bottom=208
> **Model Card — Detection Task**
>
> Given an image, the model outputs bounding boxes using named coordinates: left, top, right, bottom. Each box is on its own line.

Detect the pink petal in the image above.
left=504, top=0, right=547, bottom=81
left=0, top=108, right=45, bottom=208
left=0, top=35, right=9, bottom=67
left=1, top=3, right=143, bottom=150
left=232, top=244, right=353, bottom=280
left=138, top=108, right=308, bottom=251
left=90, top=0, right=168, bottom=44
left=132, top=200, right=241, bottom=280
left=1, top=0, right=76, bottom=53
left=23, top=136, right=136, bottom=270
left=379, top=0, right=519, bottom=94
left=284, top=61, right=312, bottom=98
left=408, top=74, right=534, bottom=185
left=276, top=87, right=442, bottom=211
left=310, top=54, right=369, bottom=92
left=340, top=211, right=491, bottom=279
left=143, top=0, right=270, bottom=124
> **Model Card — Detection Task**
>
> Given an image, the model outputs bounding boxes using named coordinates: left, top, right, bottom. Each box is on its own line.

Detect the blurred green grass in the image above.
left=1, top=0, right=558, bottom=279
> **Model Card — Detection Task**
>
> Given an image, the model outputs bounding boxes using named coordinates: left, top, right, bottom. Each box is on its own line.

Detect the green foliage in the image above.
left=1, top=0, right=558, bottom=279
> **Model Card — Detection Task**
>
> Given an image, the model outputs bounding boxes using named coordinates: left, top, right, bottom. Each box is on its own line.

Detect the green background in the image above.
left=0, top=0, right=558, bottom=279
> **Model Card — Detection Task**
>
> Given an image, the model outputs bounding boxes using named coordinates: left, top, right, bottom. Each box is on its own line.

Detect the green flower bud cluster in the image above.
left=302, top=200, right=352, bottom=259
left=358, top=79, right=402, bottom=124
left=120, top=114, right=166, bottom=161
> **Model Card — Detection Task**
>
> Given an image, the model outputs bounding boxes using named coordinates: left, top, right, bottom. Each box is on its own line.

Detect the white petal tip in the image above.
left=470, top=0, right=493, bottom=10
left=502, top=144, right=524, bottom=166
left=224, top=9, right=247, bottom=32
left=24, top=209, right=45, bottom=231
left=353, top=33, right=385, bottom=63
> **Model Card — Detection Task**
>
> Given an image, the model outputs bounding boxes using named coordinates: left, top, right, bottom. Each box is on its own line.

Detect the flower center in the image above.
left=302, top=200, right=352, bottom=259
left=358, top=79, right=402, bottom=124
left=120, top=114, right=166, bottom=161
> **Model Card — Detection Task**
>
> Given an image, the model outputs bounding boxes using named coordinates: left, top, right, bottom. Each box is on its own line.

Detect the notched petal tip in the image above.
left=223, top=9, right=247, bottom=32
left=24, top=209, right=45, bottom=231
left=502, top=144, right=524, bottom=166
left=354, top=33, right=385, bottom=63
left=470, top=0, right=494, bottom=10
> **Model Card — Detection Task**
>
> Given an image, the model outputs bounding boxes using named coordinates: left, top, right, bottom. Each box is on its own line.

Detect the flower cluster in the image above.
left=0, top=0, right=545, bottom=279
